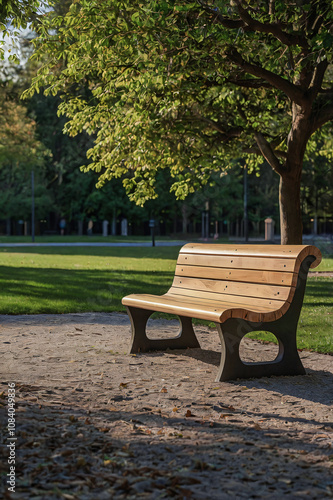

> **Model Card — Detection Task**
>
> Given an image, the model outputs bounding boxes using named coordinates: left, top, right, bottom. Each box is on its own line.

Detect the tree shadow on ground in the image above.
left=181, top=347, right=333, bottom=406
left=0, top=245, right=182, bottom=259
left=0, top=266, right=174, bottom=314
left=1, top=392, right=332, bottom=500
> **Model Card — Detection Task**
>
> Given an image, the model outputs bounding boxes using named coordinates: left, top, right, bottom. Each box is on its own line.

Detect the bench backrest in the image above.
left=169, top=244, right=321, bottom=317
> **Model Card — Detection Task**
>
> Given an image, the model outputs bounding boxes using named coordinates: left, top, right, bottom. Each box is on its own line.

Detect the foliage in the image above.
left=0, top=90, right=52, bottom=220
left=27, top=92, right=95, bottom=222
left=0, top=0, right=51, bottom=63
left=24, top=1, right=333, bottom=199
left=301, top=142, right=333, bottom=219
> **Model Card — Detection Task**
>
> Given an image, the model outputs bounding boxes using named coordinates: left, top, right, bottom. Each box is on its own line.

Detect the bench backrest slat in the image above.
left=175, top=264, right=297, bottom=287
left=172, top=276, right=293, bottom=301
left=170, top=243, right=322, bottom=305
left=176, top=254, right=297, bottom=272
left=168, top=286, right=286, bottom=309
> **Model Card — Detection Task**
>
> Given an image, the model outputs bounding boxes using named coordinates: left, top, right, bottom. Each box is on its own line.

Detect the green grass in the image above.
left=0, top=246, right=332, bottom=354
left=0, top=235, right=179, bottom=244
left=309, top=256, right=333, bottom=272
left=247, top=276, right=333, bottom=354
left=0, top=246, right=180, bottom=315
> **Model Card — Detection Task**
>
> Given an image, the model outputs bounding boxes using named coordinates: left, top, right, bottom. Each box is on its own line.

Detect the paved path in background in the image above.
left=0, top=241, right=186, bottom=247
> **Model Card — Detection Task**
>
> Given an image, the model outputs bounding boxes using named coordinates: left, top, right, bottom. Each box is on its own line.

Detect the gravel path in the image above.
left=1, top=312, right=332, bottom=499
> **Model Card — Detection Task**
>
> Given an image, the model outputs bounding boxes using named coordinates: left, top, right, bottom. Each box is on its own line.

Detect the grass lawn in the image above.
left=0, top=235, right=177, bottom=244
left=0, top=246, right=332, bottom=354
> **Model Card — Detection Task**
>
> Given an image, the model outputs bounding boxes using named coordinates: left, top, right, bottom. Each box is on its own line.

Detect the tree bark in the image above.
left=278, top=104, right=312, bottom=245
left=279, top=173, right=303, bottom=244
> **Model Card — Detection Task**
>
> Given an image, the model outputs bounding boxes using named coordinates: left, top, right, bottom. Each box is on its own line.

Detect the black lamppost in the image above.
left=149, top=218, right=155, bottom=247
left=244, top=164, right=249, bottom=242
left=31, top=171, right=35, bottom=243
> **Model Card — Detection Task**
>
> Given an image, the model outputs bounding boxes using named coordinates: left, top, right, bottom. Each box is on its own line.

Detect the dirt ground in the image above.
left=1, top=312, right=332, bottom=499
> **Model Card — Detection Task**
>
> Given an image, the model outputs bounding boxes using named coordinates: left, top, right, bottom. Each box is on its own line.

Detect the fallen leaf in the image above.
left=314, top=433, right=329, bottom=439
left=76, top=456, right=86, bottom=467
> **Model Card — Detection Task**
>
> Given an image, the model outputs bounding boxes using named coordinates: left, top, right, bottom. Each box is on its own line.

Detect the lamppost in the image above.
left=243, top=163, right=249, bottom=242
left=31, top=171, right=35, bottom=243
left=149, top=218, right=155, bottom=247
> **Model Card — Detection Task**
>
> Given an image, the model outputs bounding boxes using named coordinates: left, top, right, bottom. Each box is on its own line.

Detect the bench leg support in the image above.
left=214, top=256, right=315, bottom=382
left=215, top=317, right=306, bottom=382
left=126, top=306, right=200, bottom=354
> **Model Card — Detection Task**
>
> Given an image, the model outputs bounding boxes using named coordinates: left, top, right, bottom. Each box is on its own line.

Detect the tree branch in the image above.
left=311, top=102, right=333, bottom=134
left=318, top=88, right=333, bottom=95
left=197, top=1, right=244, bottom=28
left=254, top=131, right=285, bottom=175
left=225, top=77, right=273, bottom=89
left=309, top=59, right=329, bottom=97
left=227, top=48, right=306, bottom=106
left=198, top=0, right=308, bottom=53
left=193, top=114, right=243, bottom=141
left=233, top=0, right=309, bottom=51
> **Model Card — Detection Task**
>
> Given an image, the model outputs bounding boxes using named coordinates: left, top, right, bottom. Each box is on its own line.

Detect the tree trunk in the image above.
left=279, top=173, right=303, bottom=245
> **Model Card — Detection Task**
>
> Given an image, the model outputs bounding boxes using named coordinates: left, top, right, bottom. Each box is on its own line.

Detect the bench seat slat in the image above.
left=171, top=276, right=294, bottom=302
left=175, top=264, right=297, bottom=287
left=167, top=288, right=286, bottom=320
left=122, top=292, right=286, bottom=322
left=177, top=254, right=297, bottom=272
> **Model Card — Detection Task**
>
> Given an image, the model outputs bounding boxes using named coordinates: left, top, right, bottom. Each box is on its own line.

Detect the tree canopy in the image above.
left=24, top=0, right=333, bottom=243
left=0, top=0, right=51, bottom=63
left=0, top=89, right=51, bottom=224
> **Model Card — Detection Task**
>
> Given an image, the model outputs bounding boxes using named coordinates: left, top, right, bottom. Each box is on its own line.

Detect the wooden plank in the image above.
left=175, top=264, right=297, bottom=287
left=123, top=293, right=228, bottom=322
left=177, top=253, right=297, bottom=272
left=168, top=287, right=285, bottom=309
left=165, top=292, right=279, bottom=312
left=180, top=243, right=321, bottom=263
left=122, top=292, right=284, bottom=323
left=171, top=276, right=293, bottom=301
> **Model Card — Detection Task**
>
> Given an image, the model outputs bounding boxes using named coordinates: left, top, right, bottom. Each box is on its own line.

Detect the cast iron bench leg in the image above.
left=215, top=317, right=305, bottom=382
left=214, top=256, right=313, bottom=382
left=126, top=306, right=200, bottom=353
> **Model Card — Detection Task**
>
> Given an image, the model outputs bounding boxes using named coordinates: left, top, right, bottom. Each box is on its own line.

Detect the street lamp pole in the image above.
left=31, top=171, right=35, bottom=243
left=244, top=164, right=249, bottom=242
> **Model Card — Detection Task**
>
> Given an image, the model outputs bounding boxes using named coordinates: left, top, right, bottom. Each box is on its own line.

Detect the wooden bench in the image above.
left=122, top=244, right=321, bottom=381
